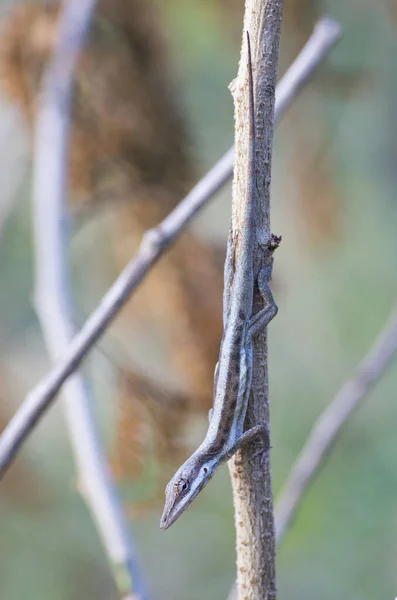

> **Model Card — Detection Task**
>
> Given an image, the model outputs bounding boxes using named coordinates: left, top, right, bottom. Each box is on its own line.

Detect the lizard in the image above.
left=160, top=32, right=279, bottom=530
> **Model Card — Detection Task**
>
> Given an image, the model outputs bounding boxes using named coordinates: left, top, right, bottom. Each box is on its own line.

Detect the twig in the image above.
left=30, top=1, right=148, bottom=598
left=0, top=16, right=341, bottom=478
left=275, top=305, right=397, bottom=544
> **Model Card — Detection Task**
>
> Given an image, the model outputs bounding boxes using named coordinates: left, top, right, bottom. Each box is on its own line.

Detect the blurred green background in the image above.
left=1, top=1, right=397, bottom=599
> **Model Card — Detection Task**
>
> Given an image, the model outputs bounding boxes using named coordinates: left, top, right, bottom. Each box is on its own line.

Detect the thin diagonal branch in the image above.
left=0, top=16, right=341, bottom=478
left=275, top=305, right=397, bottom=544
left=31, top=1, right=148, bottom=598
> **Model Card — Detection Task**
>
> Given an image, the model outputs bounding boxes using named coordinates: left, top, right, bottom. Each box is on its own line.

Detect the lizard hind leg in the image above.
left=248, top=265, right=278, bottom=338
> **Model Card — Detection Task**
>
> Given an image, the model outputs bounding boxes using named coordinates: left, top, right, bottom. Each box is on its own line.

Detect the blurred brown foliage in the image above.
left=0, top=0, right=224, bottom=504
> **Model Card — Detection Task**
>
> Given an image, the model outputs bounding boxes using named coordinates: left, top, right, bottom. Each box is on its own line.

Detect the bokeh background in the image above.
left=1, top=1, right=397, bottom=599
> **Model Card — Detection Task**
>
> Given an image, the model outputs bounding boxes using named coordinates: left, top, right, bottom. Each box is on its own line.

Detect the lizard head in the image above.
left=160, top=453, right=217, bottom=530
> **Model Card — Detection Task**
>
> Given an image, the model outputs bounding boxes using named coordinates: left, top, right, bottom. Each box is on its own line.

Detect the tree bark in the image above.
left=228, top=1, right=284, bottom=598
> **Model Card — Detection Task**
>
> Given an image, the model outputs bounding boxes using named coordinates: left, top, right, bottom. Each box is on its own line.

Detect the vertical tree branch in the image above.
left=32, top=1, right=148, bottom=598
left=228, top=2, right=284, bottom=599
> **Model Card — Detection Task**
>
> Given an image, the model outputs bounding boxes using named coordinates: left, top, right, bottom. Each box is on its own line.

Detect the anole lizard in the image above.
left=160, top=32, right=279, bottom=530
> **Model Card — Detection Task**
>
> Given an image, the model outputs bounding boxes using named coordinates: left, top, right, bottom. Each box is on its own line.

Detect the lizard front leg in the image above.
left=225, top=424, right=270, bottom=462
left=248, top=265, right=278, bottom=338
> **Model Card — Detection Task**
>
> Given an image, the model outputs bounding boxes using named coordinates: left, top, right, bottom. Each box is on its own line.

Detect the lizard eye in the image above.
left=178, top=478, right=189, bottom=493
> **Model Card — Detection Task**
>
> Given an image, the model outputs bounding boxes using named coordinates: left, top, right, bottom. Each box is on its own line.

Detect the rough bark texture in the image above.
left=228, top=1, right=284, bottom=598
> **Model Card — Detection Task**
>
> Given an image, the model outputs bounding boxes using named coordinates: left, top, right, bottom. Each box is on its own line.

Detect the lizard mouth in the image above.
left=160, top=488, right=180, bottom=530
left=160, top=483, right=201, bottom=530
left=159, top=514, right=171, bottom=530
left=160, top=501, right=177, bottom=530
